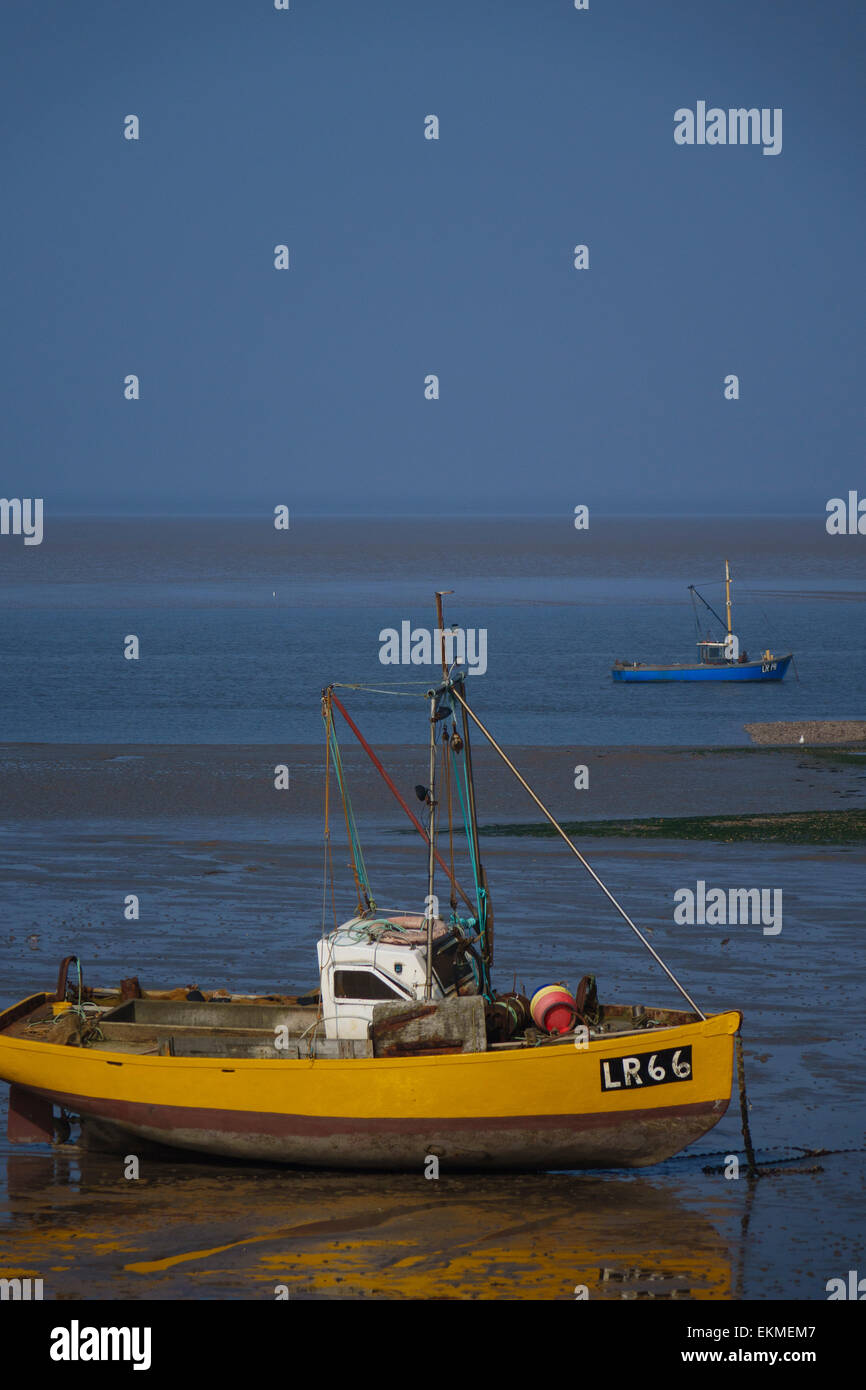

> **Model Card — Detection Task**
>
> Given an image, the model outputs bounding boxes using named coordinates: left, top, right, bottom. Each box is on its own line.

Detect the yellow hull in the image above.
left=1, top=994, right=740, bottom=1169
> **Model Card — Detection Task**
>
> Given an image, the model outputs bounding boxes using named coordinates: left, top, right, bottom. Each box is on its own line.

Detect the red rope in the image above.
left=329, top=691, right=473, bottom=911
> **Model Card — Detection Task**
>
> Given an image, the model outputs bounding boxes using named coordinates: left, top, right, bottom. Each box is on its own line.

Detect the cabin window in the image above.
left=432, top=939, right=474, bottom=993
left=333, top=970, right=404, bottom=1001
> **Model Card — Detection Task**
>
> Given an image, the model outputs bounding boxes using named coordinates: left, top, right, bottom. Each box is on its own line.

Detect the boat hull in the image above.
left=1, top=997, right=740, bottom=1170
left=612, top=655, right=792, bottom=683
left=67, top=1095, right=727, bottom=1169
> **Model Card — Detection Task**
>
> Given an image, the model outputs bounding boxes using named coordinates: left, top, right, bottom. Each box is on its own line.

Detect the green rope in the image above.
left=448, top=740, right=491, bottom=996
left=343, top=918, right=408, bottom=942
left=326, top=718, right=375, bottom=910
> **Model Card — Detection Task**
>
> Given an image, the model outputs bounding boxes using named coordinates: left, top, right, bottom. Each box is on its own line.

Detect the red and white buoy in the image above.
left=529, top=983, right=578, bottom=1035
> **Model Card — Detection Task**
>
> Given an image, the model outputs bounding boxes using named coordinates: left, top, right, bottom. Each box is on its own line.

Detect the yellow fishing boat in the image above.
left=0, top=596, right=742, bottom=1171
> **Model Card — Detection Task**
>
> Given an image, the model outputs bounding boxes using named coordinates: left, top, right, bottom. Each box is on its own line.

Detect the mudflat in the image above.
left=1, top=742, right=864, bottom=824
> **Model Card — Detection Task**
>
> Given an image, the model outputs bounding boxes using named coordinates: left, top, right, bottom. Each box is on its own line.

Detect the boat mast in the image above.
left=457, top=680, right=493, bottom=980
left=421, top=592, right=456, bottom=1000
left=725, top=559, right=733, bottom=642
left=435, top=592, right=493, bottom=983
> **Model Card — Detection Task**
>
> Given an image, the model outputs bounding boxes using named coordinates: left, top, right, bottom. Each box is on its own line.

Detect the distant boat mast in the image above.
left=725, top=558, right=733, bottom=641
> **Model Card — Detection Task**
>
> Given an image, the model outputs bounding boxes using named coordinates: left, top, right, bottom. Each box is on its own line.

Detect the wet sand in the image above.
left=1, top=742, right=865, bottom=1299
left=4, top=1147, right=862, bottom=1301
left=2, top=741, right=864, bottom=823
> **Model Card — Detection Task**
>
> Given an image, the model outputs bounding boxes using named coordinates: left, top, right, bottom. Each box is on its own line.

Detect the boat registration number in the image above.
left=600, top=1045, right=692, bottom=1091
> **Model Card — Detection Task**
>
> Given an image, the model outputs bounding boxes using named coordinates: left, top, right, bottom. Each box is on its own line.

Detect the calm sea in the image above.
left=0, top=514, right=863, bottom=745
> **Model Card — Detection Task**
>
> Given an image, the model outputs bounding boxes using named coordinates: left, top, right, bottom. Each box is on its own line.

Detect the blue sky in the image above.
left=2, top=1, right=864, bottom=514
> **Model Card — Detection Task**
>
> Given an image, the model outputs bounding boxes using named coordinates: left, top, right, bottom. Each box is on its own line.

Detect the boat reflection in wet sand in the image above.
left=0, top=594, right=741, bottom=1172
left=2, top=1155, right=734, bottom=1300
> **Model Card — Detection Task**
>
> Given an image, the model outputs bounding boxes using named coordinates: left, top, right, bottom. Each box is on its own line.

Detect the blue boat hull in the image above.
left=612, top=655, right=792, bottom=683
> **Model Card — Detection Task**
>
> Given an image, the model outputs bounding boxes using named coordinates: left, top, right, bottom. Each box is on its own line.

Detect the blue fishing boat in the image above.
left=612, top=561, right=792, bottom=684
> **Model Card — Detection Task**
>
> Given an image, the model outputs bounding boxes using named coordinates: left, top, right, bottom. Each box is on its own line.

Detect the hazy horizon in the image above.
left=13, top=505, right=852, bottom=521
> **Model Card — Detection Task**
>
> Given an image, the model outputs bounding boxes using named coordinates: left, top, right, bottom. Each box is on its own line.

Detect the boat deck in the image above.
left=2, top=990, right=701, bottom=1060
